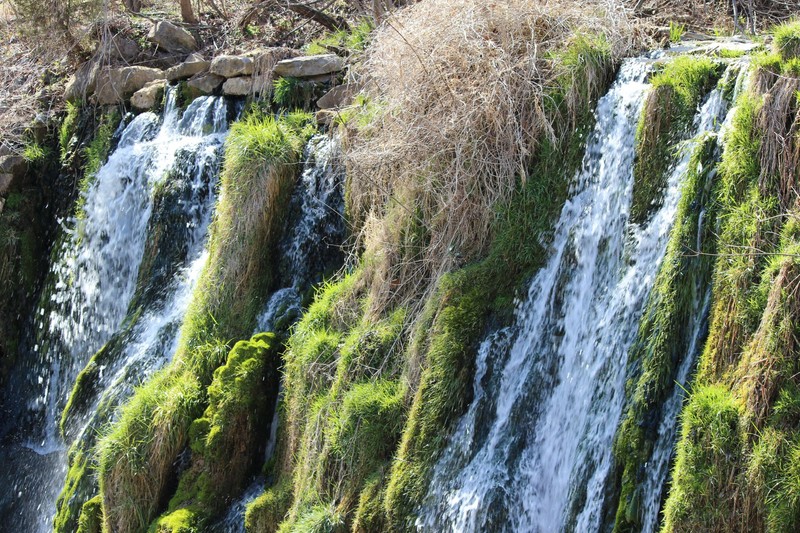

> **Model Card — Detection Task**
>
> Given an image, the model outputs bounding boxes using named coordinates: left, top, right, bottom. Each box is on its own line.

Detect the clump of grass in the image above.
left=306, top=19, right=373, bottom=56
left=669, top=21, right=686, bottom=43
left=22, top=141, right=48, bottom=162
left=631, top=56, right=722, bottom=224
left=774, top=20, right=800, bottom=61
left=662, top=385, right=743, bottom=531
left=344, top=0, right=634, bottom=312
left=245, top=479, right=294, bottom=532
left=97, top=111, right=314, bottom=533
left=59, top=101, right=80, bottom=161
left=76, top=495, right=103, bottom=533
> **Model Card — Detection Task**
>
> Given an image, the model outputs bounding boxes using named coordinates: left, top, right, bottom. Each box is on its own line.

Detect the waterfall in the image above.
left=418, top=58, right=739, bottom=532
left=0, top=89, right=231, bottom=532
left=215, top=133, right=346, bottom=532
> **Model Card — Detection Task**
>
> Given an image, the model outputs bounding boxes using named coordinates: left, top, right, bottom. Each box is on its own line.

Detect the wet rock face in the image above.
left=273, top=54, right=344, bottom=78
left=210, top=55, right=255, bottom=78
left=147, top=20, right=198, bottom=54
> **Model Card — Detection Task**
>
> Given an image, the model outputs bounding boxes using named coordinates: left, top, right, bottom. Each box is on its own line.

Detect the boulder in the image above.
left=109, top=34, right=140, bottom=62
left=131, top=80, right=167, bottom=111
left=65, top=61, right=100, bottom=103
left=0, top=155, right=27, bottom=182
left=210, top=55, right=254, bottom=78
left=0, top=174, right=12, bottom=197
left=166, top=53, right=210, bottom=82
left=95, top=67, right=166, bottom=105
left=317, top=83, right=358, bottom=109
left=147, top=20, right=197, bottom=54
left=273, top=54, right=344, bottom=78
left=222, top=77, right=253, bottom=96
left=187, top=73, right=225, bottom=94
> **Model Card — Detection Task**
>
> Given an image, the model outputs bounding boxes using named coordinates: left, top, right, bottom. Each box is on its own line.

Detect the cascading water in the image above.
left=0, top=88, right=231, bottom=531
left=418, top=58, right=740, bottom=532
left=215, top=133, right=346, bottom=532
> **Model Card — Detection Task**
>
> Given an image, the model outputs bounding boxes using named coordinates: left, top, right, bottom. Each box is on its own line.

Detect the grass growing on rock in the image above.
left=246, top=12, right=626, bottom=530
left=612, top=132, right=721, bottom=532
left=660, top=38, right=800, bottom=532
left=631, top=56, right=722, bottom=224
left=150, top=333, right=281, bottom=530
left=96, top=110, right=314, bottom=533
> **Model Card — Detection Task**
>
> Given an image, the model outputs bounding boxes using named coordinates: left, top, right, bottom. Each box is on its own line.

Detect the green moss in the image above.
left=148, top=508, right=203, bottom=533
left=352, top=473, right=387, bottom=533
left=157, top=334, right=280, bottom=526
left=631, top=56, right=722, bottom=224
left=305, top=19, right=373, bottom=56
left=54, top=447, right=95, bottom=533
left=383, top=269, right=488, bottom=529
left=612, top=133, right=720, bottom=532
left=273, top=77, right=327, bottom=111
left=96, top=111, right=314, bottom=533
left=661, top=385, right=743, bottom=531
left=246, top=479, right=294, bottom=532
left=76, top=495, right=103, bottom=533
left=773, top=20, right=800, bottom=61
left=60, top=101, right=81, bottom=161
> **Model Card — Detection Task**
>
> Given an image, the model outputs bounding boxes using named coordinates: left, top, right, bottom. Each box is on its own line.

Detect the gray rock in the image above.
left=109, top=35, right=140, bottom=62
left=0, top=174, right=12, bottom=197
left=0, top=196, right=5, bottom=215
left=94, top=66, right=166, bottom=105
left=317, top=83, right=358, bottom=109
left=0, top=155, right=27, bottom=181
left=131, top=80, right=167, bottom=111
left=166, top=53, right=210, bottom=82
left=65, top=61, right=100, bottom=103
left=210, top=55, right=254, bottom=78
left=147, top=20, right=197, bottom=54
left=273, top=54, right=344, bottom=78
left=222, top=77, right=253, bottom=96
left=187, top=73, right=225, bottom=94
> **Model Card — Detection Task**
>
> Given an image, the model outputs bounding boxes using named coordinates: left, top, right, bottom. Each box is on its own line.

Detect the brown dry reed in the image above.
left=343, top=0, right=636, bottom=316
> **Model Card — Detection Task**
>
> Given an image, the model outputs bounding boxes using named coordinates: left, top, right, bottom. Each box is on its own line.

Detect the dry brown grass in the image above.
left=755, top=73, right=800, bottom=210
left=343, top=0, right=636, bottom=315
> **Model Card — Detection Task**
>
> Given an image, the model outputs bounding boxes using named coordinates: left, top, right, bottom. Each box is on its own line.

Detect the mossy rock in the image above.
left=76, top=495, right=103, bottom=533
left=245, top=479, right=294, bottom=533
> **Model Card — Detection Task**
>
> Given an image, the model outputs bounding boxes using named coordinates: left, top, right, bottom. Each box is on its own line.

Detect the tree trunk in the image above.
left=123, top=0, right=141, bottom=13
left=180, top=0, right=198, bottom=23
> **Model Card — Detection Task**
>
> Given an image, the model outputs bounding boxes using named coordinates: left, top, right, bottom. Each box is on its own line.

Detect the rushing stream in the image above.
left=0, top=50, right=750, bottom=532
left=0, top=89, right=231, bottom=531
left=417, top=59, right=742, bottom=532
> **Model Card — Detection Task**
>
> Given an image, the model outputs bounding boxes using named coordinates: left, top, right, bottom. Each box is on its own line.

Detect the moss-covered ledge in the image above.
left=630, top=56, right=723, bottom=224
left=93, top=110, right=314, bottom=533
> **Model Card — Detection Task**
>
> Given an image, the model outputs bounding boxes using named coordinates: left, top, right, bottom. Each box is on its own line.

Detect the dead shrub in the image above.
left=343, top=0, right=636, bottom=314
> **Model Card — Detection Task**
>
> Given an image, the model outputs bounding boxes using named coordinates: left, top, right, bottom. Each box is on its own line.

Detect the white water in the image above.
left=1, top=89, right=230, bottom=532
left=218, top=134, right=346, bottom=532
left=418, top=58, right=734, bottom=532
left=638, top=62, right=748, bottom=533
